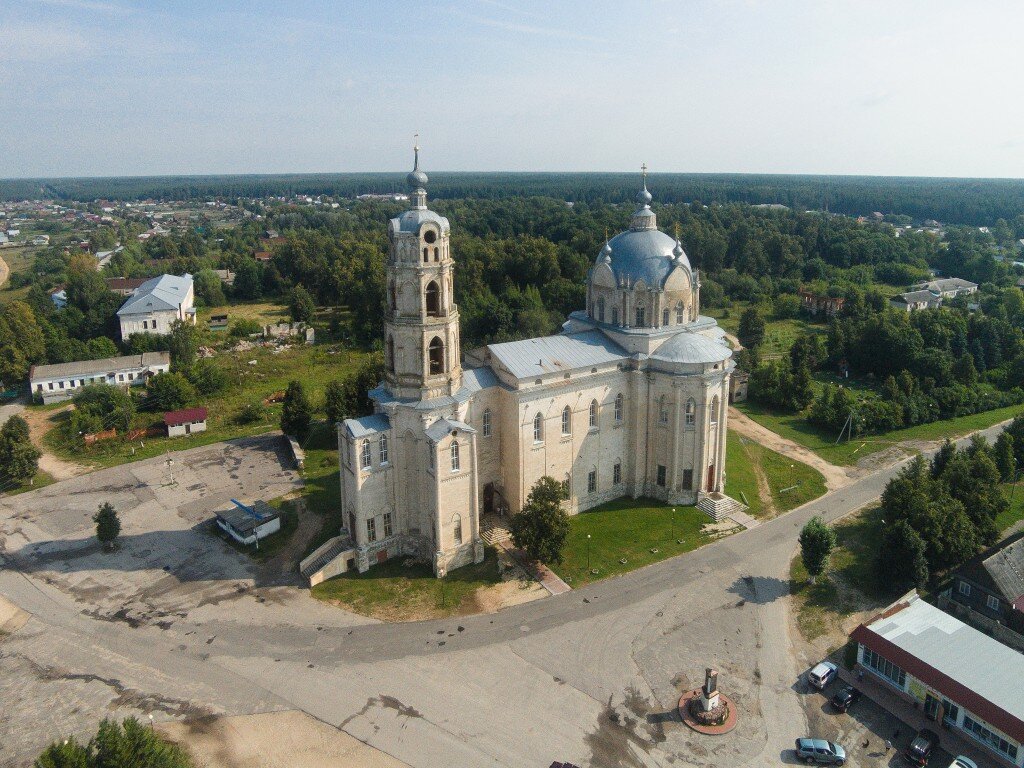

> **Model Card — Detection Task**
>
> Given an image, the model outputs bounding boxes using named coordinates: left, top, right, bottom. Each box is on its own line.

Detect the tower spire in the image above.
left=406, top=133, right=429, bottom=209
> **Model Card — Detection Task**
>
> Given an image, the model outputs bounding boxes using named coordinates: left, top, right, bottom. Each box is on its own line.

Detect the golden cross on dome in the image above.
left=641, top=162, right=648, bottom=185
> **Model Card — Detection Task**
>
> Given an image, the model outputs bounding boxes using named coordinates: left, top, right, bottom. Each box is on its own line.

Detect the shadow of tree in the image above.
left=726, top=573, right=790, bottom=605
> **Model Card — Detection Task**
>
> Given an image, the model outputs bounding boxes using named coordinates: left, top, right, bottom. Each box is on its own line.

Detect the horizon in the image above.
left=3, top=1, right=1024, bottom=179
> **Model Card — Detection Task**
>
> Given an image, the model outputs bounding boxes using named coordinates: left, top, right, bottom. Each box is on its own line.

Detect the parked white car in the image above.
left=948, top=758, right=977, bottom=768
left=807, top=661, right=838, bottom=689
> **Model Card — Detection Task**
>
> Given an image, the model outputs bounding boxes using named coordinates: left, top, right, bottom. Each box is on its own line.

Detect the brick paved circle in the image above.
left=677, top=689, right=738, bottom=735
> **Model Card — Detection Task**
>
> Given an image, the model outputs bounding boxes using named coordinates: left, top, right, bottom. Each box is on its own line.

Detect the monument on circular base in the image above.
left=678, top=667, right=738, bottom=735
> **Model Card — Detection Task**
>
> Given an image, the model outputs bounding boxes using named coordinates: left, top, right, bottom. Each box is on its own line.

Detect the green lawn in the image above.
left=551, top=498, right=718, bottom=588
left=292, top=422, right=344, bottom=559
left=725, top=429, right=827, bottom=518
left=704, top=301, right=827, bottom=358
left=40, top=343, right=365, bottom=469
left=790, top=505, right=891, bottom=642
left=311, top=548, right=502, bottom=621
left=997, top=482, right=1024, bottom=534
left=3, top=469, right=55, bottom=496
left=736, top=400, right=1024, bottom=467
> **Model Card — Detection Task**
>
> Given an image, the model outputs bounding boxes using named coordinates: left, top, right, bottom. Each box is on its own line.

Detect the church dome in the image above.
left=651, top=331, right=732, bottom=365
left=599, top=169, right=692, bottom=287
left=407, top=144, right=428, bottom=189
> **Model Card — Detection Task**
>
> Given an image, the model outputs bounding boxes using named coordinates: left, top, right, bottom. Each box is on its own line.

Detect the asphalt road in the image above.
left=0, top=422, right=1011, bottom=767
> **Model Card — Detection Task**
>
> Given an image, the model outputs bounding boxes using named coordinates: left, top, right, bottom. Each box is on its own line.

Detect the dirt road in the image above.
left=729, top=406, right=855, bottom=490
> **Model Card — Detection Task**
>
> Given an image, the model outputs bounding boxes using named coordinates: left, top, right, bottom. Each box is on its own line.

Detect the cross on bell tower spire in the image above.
left=407, top=133, right=429, bottom=210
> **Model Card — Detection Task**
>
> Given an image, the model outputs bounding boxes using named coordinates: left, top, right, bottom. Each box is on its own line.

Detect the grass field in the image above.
left=997, top=482, right=1024, bottom=534
left=195, top=300, right=291, bottom=328
left=725, top=429, right=827, bottom=518
left=2, top=469, right=55, bottom=496
left=39, top=342, right=366, bottom=469
left=790, top=505, right=891, bottom=642
left=311, top=548, right=502, bottom=621
left=290, top=422, right=344, bottom=559
left=551, top=498, right=719, bottom=587
left=704, top=302, right=827, bottom=358
left=736, top=400, right=1024, bottom=466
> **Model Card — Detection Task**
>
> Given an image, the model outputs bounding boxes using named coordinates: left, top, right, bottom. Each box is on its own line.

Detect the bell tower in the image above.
left=384, top=143, right=462, bottom=400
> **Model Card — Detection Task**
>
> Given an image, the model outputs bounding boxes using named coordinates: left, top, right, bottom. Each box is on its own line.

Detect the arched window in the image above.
left=662, top=308, right=670, bottom=327
left=685, top=398, right=696, bottom=427
left=635, top=305, right=646, bottom=327
left=675, top=301, right=685, bottom=324
left=433, top=247, right=439, bottom=261
left=710, top=396, right=719, bottom=424
left=482, top=408, right=492, bottom=437
left=360, top=439, right=371, bottom=469
left=428, top=337, right=444, bottom=375
left=425, top=281, right=441, bottom=316
left=422, top=246, right=429, bottom=263
left=659, top=395, right=669, bottom=424
left=561, top=405, right=572, bottom=435
left=388, top=281, right=397, bottom=310
left=614, top=393, right=623, bottom=422
left=533, top=412, right=543, bottom=443
left=612, top=307, right=619, bottom=325
left=452, top=513, right=463, bottom=544
left=379, top=434, right=389, bottom=464
left=386, top=335, right=395, bottom=372
left=596, top=297, right=605, bottom=322
left=589, top=399, right=598, bottom=428
left=450, top=441, right=460, bottom=472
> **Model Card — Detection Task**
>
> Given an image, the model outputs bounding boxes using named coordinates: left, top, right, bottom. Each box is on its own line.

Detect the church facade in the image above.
left=338, top=150, right=734, bottom=576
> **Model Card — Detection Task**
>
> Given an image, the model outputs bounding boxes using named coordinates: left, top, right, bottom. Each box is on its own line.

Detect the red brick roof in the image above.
left=163, top=407, right=208, bottom=427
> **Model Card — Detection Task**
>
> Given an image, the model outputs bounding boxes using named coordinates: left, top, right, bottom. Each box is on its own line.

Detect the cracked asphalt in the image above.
left=0, top=424, right=1011, bottom=767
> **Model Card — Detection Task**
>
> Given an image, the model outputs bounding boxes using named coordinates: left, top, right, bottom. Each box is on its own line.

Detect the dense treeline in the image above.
left=6, top=171, right=1024, bottom=225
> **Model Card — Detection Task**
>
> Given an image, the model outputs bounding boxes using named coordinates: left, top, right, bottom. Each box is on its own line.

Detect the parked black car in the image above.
left=829, top=685, right=860, bottom=713
left=903, top=728, right=940, bottom=766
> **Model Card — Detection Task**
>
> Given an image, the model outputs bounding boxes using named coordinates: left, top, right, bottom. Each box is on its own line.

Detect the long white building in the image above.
left=30, top=352, right=170, bottom=404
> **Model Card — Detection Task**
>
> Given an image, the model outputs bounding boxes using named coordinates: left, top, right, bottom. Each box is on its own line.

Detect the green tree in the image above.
left=877, top=520, right=929, bottom=592
left=508, top=476, right=570, bottom=564
left=72, top=384, right=136, bottom=433
left=289, top=285, right=316, bottom=324
left=168, top=320, right=200, bottom=370
left=995, top=431, right=1017, bottom=483
left=798, top=516, right=836, bottom=584
left=93, top=503, right=121, bottom=550
left=280, top=379, right=312, bottom=439
left=86, top=337, right=119, bottom=359
left=233, top=259, right=262, bottom=300
left=0, top=415, right=40, bottom=484
left=35, top=717, right=193, bottom=768
left=186, top=359, right=227, bottom=395
left=146, top=372, right=196, bottom=412
left=193, top=269, right=226, bottom=307
left=737, top=306, right=766, bottom=349
left=324, top=378, right=354, bottom=426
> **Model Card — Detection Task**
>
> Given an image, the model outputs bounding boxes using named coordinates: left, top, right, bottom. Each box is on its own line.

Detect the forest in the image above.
left=5, top=171, right=1024, bottom=226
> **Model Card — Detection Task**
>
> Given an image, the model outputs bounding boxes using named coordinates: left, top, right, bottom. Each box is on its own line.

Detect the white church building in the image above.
left=337, top=150, right=735, bottom=576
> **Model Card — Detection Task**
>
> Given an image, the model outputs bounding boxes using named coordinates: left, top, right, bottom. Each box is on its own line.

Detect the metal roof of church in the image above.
left=424, top=417, right=475, bottom=443
left=343, top=413, right=390, bottom=438
left=487, top=330, right=627, bottom=380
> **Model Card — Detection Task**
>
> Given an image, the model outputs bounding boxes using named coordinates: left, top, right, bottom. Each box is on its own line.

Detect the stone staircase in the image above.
left=480, top=515, right=511, bottom=547
left=299, top=533, right=352, bottom=581
left=697, top=491, right=746, bottom=523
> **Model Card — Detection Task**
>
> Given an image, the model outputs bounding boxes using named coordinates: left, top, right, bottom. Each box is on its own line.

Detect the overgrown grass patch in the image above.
left=789, top=505, right=892, bottom=642
left=737, top=400, right=1023, bottom=466
left=311, top=548, right=502, bottom=621
left=725, top=429, right=827, bottom=518
left=997, top=482, right=1024, bottom=534
left=552, top=498, right=718, bottom=588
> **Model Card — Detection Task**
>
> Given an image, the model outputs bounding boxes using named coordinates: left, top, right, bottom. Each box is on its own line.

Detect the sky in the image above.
left=1, top=0, right=1023, bottom=179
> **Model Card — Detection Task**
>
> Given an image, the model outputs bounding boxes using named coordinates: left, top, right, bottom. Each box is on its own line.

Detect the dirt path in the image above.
left=18, top=404, right=91, bottom=481
left=0, top=252, right=8, bottom=290
left=729, top=406, right=855, bottom=491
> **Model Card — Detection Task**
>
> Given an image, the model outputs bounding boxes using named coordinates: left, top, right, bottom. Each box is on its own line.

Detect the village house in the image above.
left=164, top=407, right=208, bottom=437
left=29, top=352, right=170, bottom=404
left=798, top=289, right=846, bottom=318
left=938, top=530, right=1024, bottom=653
left=891, top=277, right=978, bottom=312
left=117, top=273, right=196, bottom=339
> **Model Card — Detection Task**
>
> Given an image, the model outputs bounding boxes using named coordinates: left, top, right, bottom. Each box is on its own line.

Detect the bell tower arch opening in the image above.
left=428, top=336, right=445, bottom=375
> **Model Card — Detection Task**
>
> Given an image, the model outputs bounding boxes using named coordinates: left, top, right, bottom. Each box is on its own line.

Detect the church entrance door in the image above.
left=483, top=483, right=495, bottom=515
left=706, top=464, right=715, bottom=491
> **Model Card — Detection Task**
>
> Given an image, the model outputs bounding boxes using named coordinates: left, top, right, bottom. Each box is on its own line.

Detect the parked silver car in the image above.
left=794, top=738, right=846, bottom=765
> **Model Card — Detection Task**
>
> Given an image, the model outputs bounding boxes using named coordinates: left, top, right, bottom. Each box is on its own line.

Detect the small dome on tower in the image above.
left=599, top=240, right=612, bottom=264
left=407, top=144, right=428, bottom=189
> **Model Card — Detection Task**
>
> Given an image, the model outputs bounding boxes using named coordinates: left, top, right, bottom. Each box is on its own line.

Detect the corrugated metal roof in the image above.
left=424, top=417, right=475, bottom=443
left=164, top=407, right=207, bottom=427
left=860, top=595, right=1024, bottom=727
left=30, top=351, right=169, bottom=381
left=487, top=331, right=626, bottom=380
left=343, top=413, right=390, bottom=438
left=117, top=273, right=193, bottom=316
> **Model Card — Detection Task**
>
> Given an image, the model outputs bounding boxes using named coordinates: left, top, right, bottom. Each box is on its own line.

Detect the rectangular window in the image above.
left=366, top=517, right=376, bottom=543
left=862, top=647, right=907, bottom=688
left=453, top=517, right=463, bottom=545
left=587, top=470, right=597, bottom=494
left=451, top=442, right=460, bottom=472
left=482, top=409, right=492, bottom=437
left=613, top=462, right=621, bottom=484
left=958, top=581, right=971, bottom=597
left=962, top=715, right=1019, bottom=760
left=657, top=465, right=667, bottom=487
left=682, top=469, right=693, bottom=491
left=383, top=512, right=393, bottom=538
left=360, top=440, right=372, bottom=470
left=380, top=435, right=389, bottom=464
left=986, top=594, right=1000, bottom=611
left=58, top=381, right=65, bottom=389
left=48, top=382, right=54, bottom=390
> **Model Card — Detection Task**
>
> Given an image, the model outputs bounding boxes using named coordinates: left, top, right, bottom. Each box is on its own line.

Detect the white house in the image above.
left=30, top=351, right=170, bottom=404
left=215, top=501, right=281, bottom=546
left=31, top=235, right=49, bottom=246
left=164, top=407, right=208, bottom=437
left=117, top=273, right=196, bottom=339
